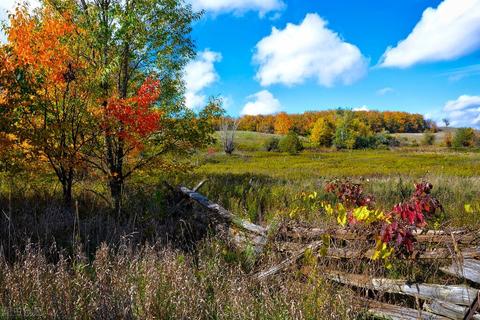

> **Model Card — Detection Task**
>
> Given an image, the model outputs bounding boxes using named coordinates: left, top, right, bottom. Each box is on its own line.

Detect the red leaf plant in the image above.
left=326, top=180, right=443, bottom=255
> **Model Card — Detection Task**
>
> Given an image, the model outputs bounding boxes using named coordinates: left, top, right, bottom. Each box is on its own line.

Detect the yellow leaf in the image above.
left=337, top=203, right=347, bottom=227
left=465, top=204, right=474, bottom=214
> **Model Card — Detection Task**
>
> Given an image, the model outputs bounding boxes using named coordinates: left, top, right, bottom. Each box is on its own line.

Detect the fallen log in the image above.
left=325, top=271, right=478, bottom=306
left=324, top=246, right=480, bottom=260
left=440, top=260, right=480, bottom=285
left=364, top=299, right=450, bottom=320
left=178, top=186, right=268, bottom=236
left=424, top=300, right=468, bottom=320
left=281, top=227, right=479, bottom=245
left=254, top=241, right=323, bottom=281
left=278, top=241, right=480, bottom=260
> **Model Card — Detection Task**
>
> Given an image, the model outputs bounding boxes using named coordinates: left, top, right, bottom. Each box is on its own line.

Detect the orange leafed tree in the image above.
left=274, top=112, right=293, bottom=134
left=1, top=4, right=96, bottom=206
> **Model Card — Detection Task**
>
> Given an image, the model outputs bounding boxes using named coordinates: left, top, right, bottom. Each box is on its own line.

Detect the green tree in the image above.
left=452, top=128, right=475, bottom=148
left=310, top=118, right=334, bottom=147
left=333, top=111, right=374, bottom=149
left=74, top=0, right=220, bottom=214
left=278, top=132, right=303, bottom=154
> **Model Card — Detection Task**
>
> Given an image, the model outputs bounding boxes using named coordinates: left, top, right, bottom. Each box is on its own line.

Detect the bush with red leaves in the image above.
left=326, top=180, right=443, bottom=255
left=325, top=179, right=375, bottom=209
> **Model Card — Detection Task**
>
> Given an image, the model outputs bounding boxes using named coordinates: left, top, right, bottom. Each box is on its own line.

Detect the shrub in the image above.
left=375, top=132, right=400, bottom=148
left=354, top=135, right=378, bottom=149
left=263, top=137, right=280, bottom=152
left=421, top=131, right=435, bottom=146
left=443, top=132, right=453, bottom=147
left=310, top=118, right=334, bottom=147
left=278, top=132, right=303, bottom=154
left=453, top=128, right=475, bottom=148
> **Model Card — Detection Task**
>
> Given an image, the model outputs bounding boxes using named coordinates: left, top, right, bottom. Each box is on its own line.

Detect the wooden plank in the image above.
left=419, top=248, right=480, bottom=260
left=323, top=246, right=480, bottom=260
left=441, top=260, right=480, bottom=284
left=364, top=299, right=450, bottom=320
left=179, top=186, right=267, bottom=236
left=424, top=300, right=468, bottom=319
left=325, top=271, right=478, bottom=306
left=282, top=227, right=478, bottom=245
left=254, top=241, right=323, bottom=281
left=464, top=291, right=480, bottom=320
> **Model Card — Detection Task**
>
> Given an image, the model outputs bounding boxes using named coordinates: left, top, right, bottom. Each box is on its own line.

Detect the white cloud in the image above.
left=254, top=13, right=368, bottom=87
left=353, top=105, right=370, bottom=112
left=183, top=49, right=222, bottom=109
left=188, top=0, right=284, bottom=16
left=380, top=0, right=480, bottom=68
left=377, top=87, right=394, bottom=96
left=442, top=95, right=480, bottom=127
left=442, top=64, right=480, bottom=81
left=241, top=90, right=281, bottom=115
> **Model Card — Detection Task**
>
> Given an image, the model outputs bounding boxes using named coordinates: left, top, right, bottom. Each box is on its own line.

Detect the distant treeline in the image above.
left=218, top=110, right=435, bottom=135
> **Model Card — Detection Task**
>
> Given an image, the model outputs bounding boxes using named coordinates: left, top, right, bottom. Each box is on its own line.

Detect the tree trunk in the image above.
left=61, top=171, right=73, bottom=208
left=109, top=174, right=123, bottom=218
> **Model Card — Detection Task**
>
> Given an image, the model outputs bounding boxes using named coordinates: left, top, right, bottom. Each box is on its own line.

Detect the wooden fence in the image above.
left=176, top=183, right=480, bottom=320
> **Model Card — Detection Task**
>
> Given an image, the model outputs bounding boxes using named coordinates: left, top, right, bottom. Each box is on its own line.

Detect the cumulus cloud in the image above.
left=254, top=13, right=368, bottom=87
left=377, top=87, right=394, bottom=96
left=353, top=105, right=370, bottom=112
left=183, top=49, right=222, bottom=109
left=442, top=95, right=480, bottom=127
left=241, top=90, right=281, bottom=115
left=380, top=0, right=480, bottom=68
left=188, top=0, right=284, bottom=16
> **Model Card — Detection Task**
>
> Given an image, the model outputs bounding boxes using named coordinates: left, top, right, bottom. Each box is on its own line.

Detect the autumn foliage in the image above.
left=0, top=1, right=220, bottom=208
left=236, top=110, right=431, bottom=136
left=6, top=6, right=77, bottom=84
left=105, top=78, right=162, bottom=146
left=325, top=180, right=443, bottom=263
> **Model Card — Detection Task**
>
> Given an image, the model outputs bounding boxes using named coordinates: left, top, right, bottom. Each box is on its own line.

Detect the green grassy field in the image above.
left=162, top=131, right=480, bottom=227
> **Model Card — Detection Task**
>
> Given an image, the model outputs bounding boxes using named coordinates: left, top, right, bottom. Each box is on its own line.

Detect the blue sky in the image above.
left=2, top=0, right=480, bottom=127
left=183, top=0, right=480, bottom=127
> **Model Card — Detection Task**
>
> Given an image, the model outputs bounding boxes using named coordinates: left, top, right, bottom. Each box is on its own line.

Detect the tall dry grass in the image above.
left=0, top=240, right=358, bottom=319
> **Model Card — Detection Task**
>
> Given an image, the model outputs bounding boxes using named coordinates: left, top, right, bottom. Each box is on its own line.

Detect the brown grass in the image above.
left=0, top=240, right=358, bottom=319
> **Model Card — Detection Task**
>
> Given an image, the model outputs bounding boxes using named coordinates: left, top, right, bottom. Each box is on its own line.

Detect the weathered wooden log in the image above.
left=325, top=271, right=478, bottom=306
left=364, top=299, right=450, bottom=320
left=424, top=300, right=468, bottom=320
left=278, top=241, right=480, bottom=260
left=178, top=186, right=268, bottom=236
left=323, top=246, right=480, bottom=260
left=282, top=227, right=479, bottom=245
left=229, top=228, right=267, bottom=254
left=441, top=260, right=480, bottom=285
left=254, top=241, right=323, bottom=281
left=463, top=291, right=480, bottom=320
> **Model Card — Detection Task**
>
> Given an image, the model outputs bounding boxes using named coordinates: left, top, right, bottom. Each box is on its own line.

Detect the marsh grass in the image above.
left=166, top=150, right=480, bottom=227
